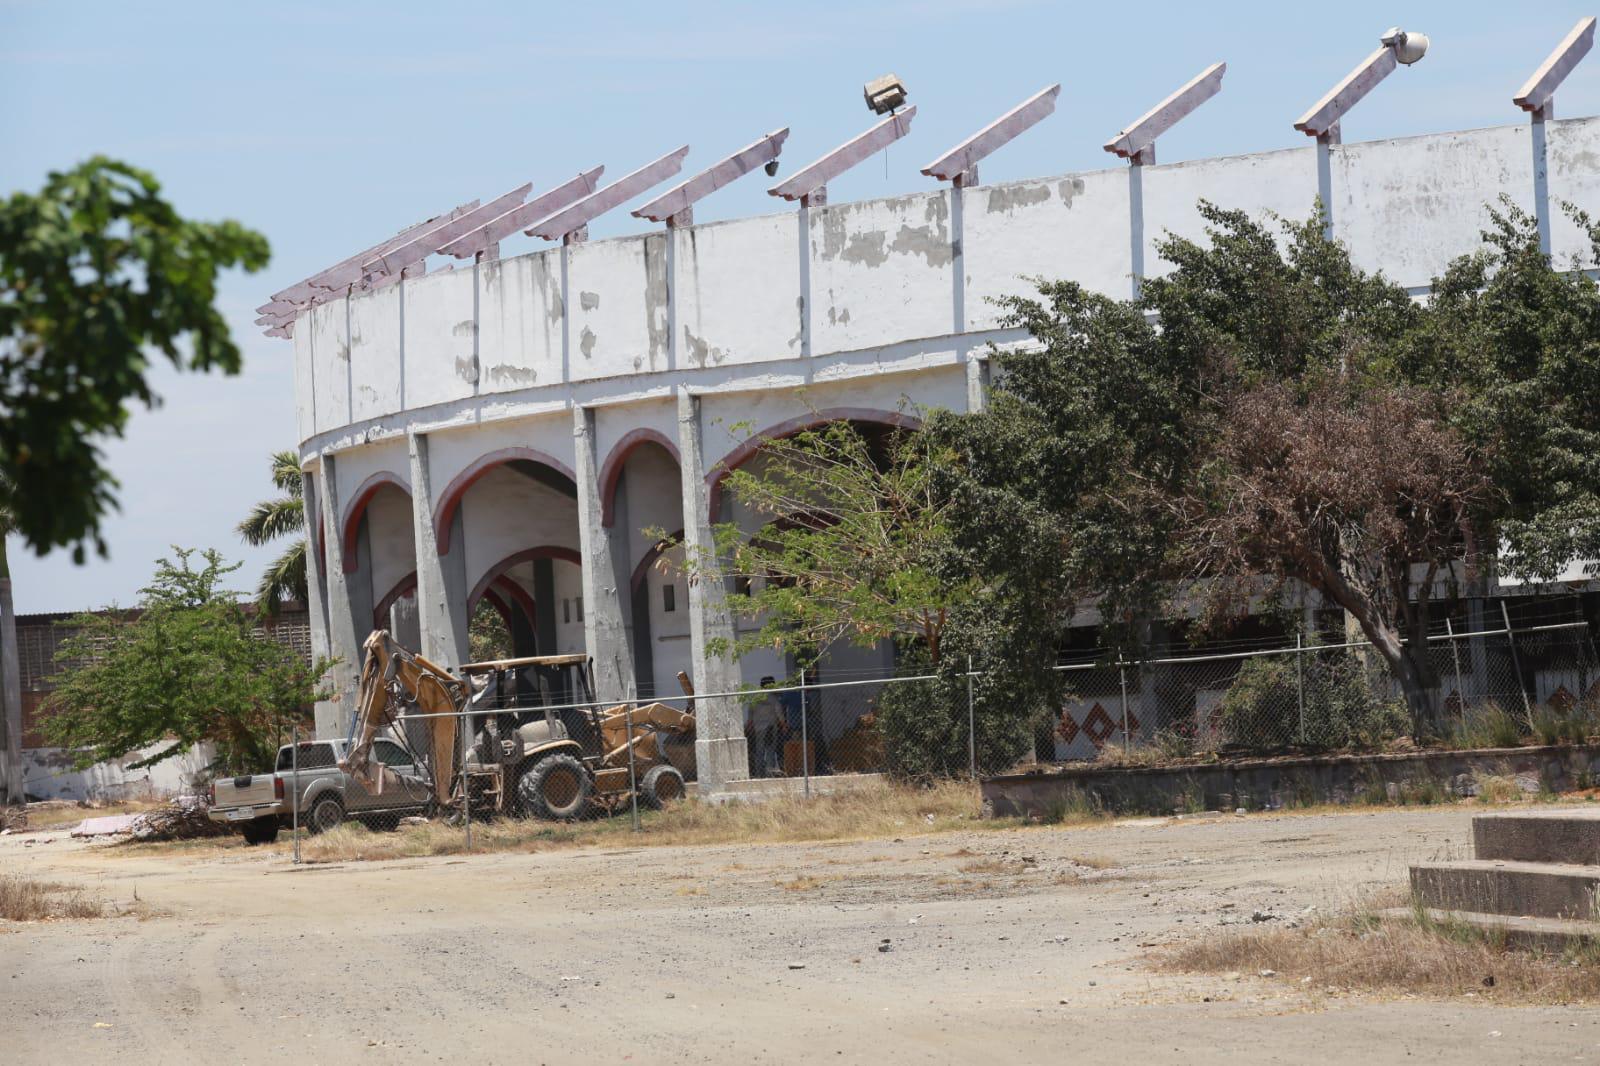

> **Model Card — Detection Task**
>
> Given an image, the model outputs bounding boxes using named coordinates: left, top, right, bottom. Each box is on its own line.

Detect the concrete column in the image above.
left=965, top=357, right=990, bottom=413
left=677, top=390, right=746, bottom=794
left=574, top=405, right=637, bottom=702
left=408, top=433, right=471, bottom=671
left=300, top=472, right=338, bottom=736
left=316, top=454, right=362, bottom=739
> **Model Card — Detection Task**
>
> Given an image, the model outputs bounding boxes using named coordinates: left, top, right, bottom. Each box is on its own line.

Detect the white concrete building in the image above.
left=275, top=89, right=1600, bottom=794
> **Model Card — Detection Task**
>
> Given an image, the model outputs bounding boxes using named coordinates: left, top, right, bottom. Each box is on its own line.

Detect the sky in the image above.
left=2, top=0, right=1598, bottom=614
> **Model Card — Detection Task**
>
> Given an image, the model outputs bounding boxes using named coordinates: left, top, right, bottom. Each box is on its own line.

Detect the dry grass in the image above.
left=1473, top=773, right=1525, bottom=805
left=777, top=874, right=826, bottom=891
left=297, top=780, right=1012, bottom=864
left=0, top=875, right=105, bottom=922
left=1158, top=888, right=1600, bottom=1005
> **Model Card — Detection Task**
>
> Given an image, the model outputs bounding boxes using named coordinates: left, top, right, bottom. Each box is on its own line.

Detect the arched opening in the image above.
left=601, top=435, right=685, bottom=700
left=339, top=474, right=418, bottom=649
left=707, top=411, right=921, bottom=773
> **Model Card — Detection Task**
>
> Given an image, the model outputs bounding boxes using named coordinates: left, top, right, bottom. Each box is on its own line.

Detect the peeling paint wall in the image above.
left=566, top=235, right=666, bottom=381
left=403, top=268, right=477, bottom=405
left=309, top=297, right=349, bottom=434
left=673, top=213, right=800, bottom=368
left=1548, top=117, right=1600, bottom=269
left=349, top=284, right=401, bottom=421
left=809, top=190, right=953, bottom=353
left=963, top=169, right=1130, bottom=330
left=1141, top=145, right=1313, bottom=279
left=1334, top=125, right=1534, bottom=283
left=477, top=252, right=562, bottom=395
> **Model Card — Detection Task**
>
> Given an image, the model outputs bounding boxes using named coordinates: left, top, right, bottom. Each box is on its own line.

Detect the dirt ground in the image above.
left=3, top=804, right=1597, bottom=1065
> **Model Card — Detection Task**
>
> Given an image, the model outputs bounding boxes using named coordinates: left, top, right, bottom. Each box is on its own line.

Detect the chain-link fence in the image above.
left=216, top=618, right=1599, bottom=858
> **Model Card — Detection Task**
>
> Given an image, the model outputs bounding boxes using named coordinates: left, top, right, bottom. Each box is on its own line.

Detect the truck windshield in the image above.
left=276, top=743, right=336, bottom=771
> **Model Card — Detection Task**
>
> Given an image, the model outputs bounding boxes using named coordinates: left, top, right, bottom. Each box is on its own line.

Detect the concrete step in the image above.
left=1474, top=809, right=1600, bottom=865
left=1381, top=906, right=1600, bottom=954
left=1410, top=860, right=1600, bottom=920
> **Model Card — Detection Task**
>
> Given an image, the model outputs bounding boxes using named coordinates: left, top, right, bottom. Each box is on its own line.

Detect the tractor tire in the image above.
left=516, top=754, right=593, bottom=821
left=639, top=764, right=686, bottom=810
left=240, top=817, right=280, bottom=845
left=308, top=795, right=345, bottom=835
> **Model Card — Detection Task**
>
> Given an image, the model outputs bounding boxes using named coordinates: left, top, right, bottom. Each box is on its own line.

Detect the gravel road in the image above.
left=3, top=805, right=1597, bottom=1064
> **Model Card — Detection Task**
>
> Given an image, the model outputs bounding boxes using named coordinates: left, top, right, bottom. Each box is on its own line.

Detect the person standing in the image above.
left=747, top=677, right=784, bottom=777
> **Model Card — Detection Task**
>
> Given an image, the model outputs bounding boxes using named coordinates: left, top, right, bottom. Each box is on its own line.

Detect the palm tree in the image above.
left=239, top=450, right=307, bottom=615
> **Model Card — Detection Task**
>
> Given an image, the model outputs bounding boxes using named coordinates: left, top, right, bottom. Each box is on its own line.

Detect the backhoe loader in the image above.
left=340, top=631, right=694, bottom=821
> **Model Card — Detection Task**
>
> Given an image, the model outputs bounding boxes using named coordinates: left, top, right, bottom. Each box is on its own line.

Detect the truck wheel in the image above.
left=639, top=765, right=686, bottom=810
left=308, top=795, right=345, bottom=835
left=516, top=754, right=592, bottom=821
left=240, top=817, right=280, bottom=845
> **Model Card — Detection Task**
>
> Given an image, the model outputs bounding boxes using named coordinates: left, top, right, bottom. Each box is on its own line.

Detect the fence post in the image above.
left=799, top=672, right=811, bottom=798
left=1500, top=601, right=1534, bottom=726
left=625, top=701, right=640, bottom=832
left=1294, top=634, right=1305, bottom=743
left=291, top=721, right=300, bottom=866
left=460, top=714, right=472, bottom=851
left=966, top=655, right=977, bottom=780
left=1118, top=658, right=1131, bottom=754
left=1446, top=617, right=1467, bottom=718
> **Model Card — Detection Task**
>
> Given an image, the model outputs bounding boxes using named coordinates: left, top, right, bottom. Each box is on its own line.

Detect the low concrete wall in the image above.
left=20, top=743, right=214, bottom=802
left=982, top=745, right=1600, bottom=818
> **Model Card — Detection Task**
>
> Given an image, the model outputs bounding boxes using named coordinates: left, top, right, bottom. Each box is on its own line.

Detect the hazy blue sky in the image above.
left=3, top=0, right=1597, bottom=613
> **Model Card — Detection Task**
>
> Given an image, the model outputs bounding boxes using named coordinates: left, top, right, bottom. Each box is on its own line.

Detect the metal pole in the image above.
left=1294, top=634, right=1305, bottom=744
left=1500, top=601, right=1534, bottom=725
left=966, top=656, right=977, bottom=780
left=799, top=672, right=811, bottom=797
left=291, top=721, right=300, bottom=866
left=1446, top=617, right=1467, bottom=717
left=1118, top=659, right=1131, bottom=754
left=460, top=714, right=472, bottom=851
left=625, top=701, right=640, bottom=832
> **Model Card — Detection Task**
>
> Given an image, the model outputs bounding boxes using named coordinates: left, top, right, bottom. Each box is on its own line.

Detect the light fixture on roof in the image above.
left=1379, top=27, right=1429, bottom=66
left=864, top=73, right=908, bottom=115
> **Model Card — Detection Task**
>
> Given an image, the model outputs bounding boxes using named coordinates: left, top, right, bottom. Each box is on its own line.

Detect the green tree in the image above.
left=469, top=599, right=513, bottom=662
left=42, top=548, right=330, bottom=775
left=0, top=158, right=270, bottom=561
left=237, top=450, right=307, bottom=614
left=945, top=201, right=1600, bottom=737
left=671, top=415, right=971, bottom=669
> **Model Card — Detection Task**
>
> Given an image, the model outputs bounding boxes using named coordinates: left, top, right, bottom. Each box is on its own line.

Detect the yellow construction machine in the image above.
left=340, top=631, right=694, bottom=821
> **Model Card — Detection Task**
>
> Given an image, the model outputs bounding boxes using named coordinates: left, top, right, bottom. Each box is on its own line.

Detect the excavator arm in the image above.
left=596, top=702, right=696, bottom=769
left=341, top=630, right=468, bottom=806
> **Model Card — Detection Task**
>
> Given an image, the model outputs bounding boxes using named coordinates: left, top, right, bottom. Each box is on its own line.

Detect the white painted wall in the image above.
left=22, top=742, right=215, bottom=802
left=674, top=213, right=801, bottom=367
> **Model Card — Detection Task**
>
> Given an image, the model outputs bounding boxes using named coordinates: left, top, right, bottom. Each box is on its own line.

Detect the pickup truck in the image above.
left=208, top=737, right=432, bottom=844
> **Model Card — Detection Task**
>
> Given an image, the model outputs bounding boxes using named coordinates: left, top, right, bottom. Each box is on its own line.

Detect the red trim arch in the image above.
left=630, top=528, right=684, bottom=594
left=371, top=571, right=418, bottom=629
left=434, top=447, right=577, bottom=554
left=598, top=428, right=681, bottom=528
left=705, top=407, right=922, bottom=518
left=489, top=573, right=538, bottom=623
left=465, top=545, right=581, bottom=614
left=340, top=471, right=412, bottom=574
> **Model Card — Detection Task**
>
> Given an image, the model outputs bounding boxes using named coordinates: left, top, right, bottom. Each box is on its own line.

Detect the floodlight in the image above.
left=864, top=74, right=908, bottom=115
left=1380, top=27, right=1429, bottom=66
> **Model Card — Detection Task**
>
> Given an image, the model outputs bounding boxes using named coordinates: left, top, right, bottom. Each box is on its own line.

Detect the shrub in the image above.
left=1217, top=651, right=1406, bottom=753
left=875, top=667, right=1035, bottom=780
